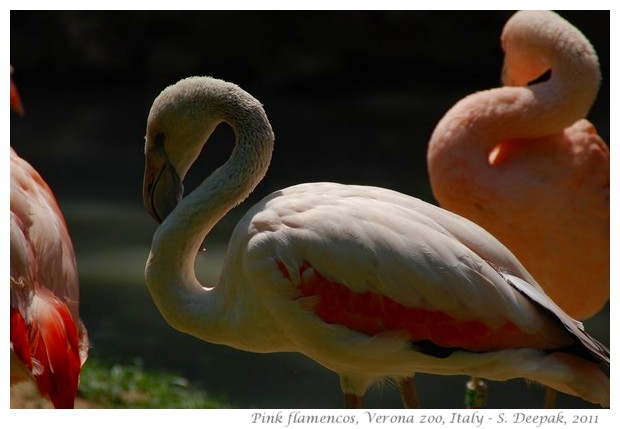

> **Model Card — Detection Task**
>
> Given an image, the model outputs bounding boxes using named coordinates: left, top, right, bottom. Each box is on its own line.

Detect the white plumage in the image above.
left=142, top=76, right=609, bottom=408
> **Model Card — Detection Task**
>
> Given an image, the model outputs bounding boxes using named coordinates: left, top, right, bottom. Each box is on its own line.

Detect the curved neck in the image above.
left=145, top=92, right=274, bottom=340
left=428, top=14, right=600, bottom=170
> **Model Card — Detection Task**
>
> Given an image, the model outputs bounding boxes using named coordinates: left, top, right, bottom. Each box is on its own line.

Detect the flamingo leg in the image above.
left=544, top=388, right=557, bottom=408
left=397, top=376, right=420, bottom=408
left=465, top=377, right=488, bottom=408
left=343, top=393, right=362, bottom=408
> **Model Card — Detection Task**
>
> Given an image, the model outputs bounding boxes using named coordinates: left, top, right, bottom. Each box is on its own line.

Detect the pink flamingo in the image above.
left=427, top=10, right=609, bottom=322
left=10, top=71, right=89, bottom=408
left=142, top=76, right=609, bottom=408
left=427, top=11, right=609, bottom=407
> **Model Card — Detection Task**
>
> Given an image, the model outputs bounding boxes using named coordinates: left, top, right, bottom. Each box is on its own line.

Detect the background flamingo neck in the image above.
left=541, top=51, right=600, bottom=126
left=428, top=17, right=600, bottom=173
left=146, top=98, right=274, bottom=340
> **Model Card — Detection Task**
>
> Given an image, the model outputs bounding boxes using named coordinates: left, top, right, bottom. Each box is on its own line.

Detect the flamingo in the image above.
left=10, top=71, right=89, bottom=408
left=427, top=10, right=609, bottom=322
left=426, top=10, right=609, bottom=408
left=142, top=76, right=609, bottom=408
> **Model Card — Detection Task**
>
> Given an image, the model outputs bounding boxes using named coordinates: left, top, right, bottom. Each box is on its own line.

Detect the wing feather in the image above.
left=239, top=183, right=572, bottom=345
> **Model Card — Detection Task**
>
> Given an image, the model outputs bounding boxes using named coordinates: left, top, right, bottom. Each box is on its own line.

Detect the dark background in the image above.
left=10, top=10, right=610, bottom=408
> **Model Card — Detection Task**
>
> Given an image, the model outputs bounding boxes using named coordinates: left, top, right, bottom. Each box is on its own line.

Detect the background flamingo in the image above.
left=426, top=10, right=609, bottom=407
left=142, top=76, right=609, bottom=408
left=427, top=10, right=609, bottom=322
left=10, top=71, right=89, bottom=408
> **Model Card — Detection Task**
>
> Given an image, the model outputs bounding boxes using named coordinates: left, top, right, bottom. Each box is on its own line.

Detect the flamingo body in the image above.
left=143, top=76, right=609, bottom=407
left=427, top=11, right=609, bottom=320
left=10, top=77, right=88, bottom=408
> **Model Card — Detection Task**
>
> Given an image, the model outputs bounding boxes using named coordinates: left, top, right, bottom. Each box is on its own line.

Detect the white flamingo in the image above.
left=142, top=76, right=609, bottom=408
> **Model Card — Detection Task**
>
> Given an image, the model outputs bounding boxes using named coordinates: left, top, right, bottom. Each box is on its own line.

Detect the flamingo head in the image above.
left=500, top=11, right=553, bottom=87
left=499, top=10, right=601, bottom=124
left=142, top=77, right=224, bottom=223
left=143, top=131, right=184, bottom=223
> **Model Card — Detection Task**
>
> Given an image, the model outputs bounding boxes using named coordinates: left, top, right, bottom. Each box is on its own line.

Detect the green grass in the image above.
left=78, top=358, right=233, bottom=409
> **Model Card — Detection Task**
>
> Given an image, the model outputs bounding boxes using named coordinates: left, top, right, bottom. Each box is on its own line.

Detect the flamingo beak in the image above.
left=143, top=148, right=184, bottom=224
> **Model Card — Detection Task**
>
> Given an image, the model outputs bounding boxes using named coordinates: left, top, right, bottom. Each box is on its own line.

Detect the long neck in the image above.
left=428, top=16, right=600, bottom=173
left=145, top=100, right=274, bottom=341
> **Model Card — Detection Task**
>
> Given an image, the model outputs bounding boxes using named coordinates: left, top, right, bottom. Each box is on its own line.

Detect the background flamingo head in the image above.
left=500, top=10, right=600, bottom=125
left=500, top=11, right=555, bottom=86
